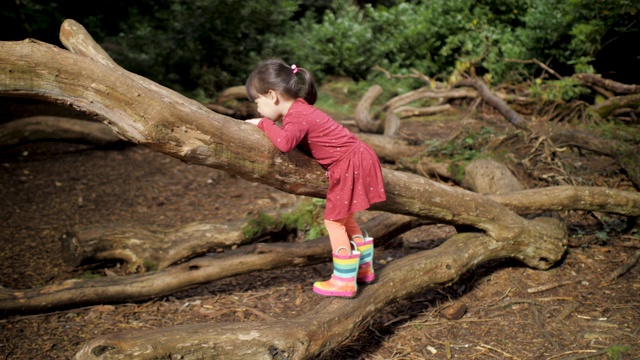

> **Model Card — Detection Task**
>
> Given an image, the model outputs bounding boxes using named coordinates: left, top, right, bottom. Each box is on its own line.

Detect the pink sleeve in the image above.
left=257, top=116, right=308, bottom=153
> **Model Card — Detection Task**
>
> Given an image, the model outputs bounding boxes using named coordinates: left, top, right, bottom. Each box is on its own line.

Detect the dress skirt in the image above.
left=324, top=142, right=386, bottom=220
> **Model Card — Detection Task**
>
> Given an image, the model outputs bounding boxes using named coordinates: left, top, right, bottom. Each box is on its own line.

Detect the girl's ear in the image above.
left=266, top=90, right=277, bottom=102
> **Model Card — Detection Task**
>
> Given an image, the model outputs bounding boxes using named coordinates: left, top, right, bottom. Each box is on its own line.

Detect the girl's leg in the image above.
left=324, top=219, right=351, bottom=254
left=343, top=213, right=376, bottom=284
left=313, top=218, right=360, bottom=298
left=343, top=214, right=363, bottom=239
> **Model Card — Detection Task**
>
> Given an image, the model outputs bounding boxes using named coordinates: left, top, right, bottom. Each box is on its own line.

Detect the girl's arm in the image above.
left=256, top=118, right=307, bottom=153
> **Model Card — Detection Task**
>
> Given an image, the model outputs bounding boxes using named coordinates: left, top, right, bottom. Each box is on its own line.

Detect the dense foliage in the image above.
left=2, top=0, right=638, bottom=98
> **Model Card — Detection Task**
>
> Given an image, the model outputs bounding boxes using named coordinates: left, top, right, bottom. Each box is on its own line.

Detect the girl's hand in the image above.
left=246, top=118, right=262, bottom=125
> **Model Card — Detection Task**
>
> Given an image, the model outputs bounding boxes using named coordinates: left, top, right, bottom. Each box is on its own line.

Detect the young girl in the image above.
left=245, top=59, right=386, bottom=298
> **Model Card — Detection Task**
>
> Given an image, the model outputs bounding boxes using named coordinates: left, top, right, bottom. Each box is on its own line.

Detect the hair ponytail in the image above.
left=296, top=67, right=317, bottom=105
left=246, top=59, right=318, bottom=105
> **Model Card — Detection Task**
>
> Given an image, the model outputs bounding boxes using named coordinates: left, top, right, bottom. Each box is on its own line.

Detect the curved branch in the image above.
left=455, top=78, right=531, bottom=131
left=489, top=186, right=640, bottom=217
left=354, top=84, right=385, bottom=133
left=574, top=74, right=640, bottom=94
left=591, top=93, right=640, bottom=119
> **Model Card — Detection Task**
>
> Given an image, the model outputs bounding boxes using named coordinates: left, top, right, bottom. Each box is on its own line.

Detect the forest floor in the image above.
left=1, top=86, right=639, bottom=359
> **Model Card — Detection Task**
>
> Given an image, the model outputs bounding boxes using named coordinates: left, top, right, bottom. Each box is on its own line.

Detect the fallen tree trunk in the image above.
left=2, top=178, right=637, bottom=317
left=73, top=221, right=566, bottom=360
left=62, top=196, right=302, bottom=271
left=0, top=213, right=427, bottom=315
left=0, top=116, right=121, bottom=147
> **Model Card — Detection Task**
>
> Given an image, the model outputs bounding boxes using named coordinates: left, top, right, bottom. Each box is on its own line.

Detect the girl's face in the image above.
left=254, top=92, right=281, bottom=121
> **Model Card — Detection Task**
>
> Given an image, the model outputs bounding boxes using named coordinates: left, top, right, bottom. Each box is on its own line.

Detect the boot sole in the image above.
left=312, top=286, right=357, bottom=298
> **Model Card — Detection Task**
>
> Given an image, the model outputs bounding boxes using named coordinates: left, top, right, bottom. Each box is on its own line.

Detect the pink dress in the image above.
left=257, top=98, right=386, bottom=220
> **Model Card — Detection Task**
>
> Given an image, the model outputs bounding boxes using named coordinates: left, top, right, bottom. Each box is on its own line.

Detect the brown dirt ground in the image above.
left=0, top=111, right=639, bottom=360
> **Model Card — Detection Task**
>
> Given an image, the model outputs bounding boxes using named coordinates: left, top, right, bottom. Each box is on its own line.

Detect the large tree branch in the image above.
left=72, top=224, right=566, bottom=360
left=0, top=23, right=563, bottom=244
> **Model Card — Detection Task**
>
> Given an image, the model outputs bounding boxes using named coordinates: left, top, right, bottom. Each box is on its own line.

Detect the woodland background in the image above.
left=2, top=0, right=639, bottom=101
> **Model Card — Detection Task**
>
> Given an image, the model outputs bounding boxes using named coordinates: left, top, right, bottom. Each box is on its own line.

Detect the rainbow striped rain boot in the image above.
left=312, top=246, right=360, bottom=298
left=353, top=232, right=375, bottom=284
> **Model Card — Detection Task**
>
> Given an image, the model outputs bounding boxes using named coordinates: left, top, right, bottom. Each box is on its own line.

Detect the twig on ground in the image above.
left=604, top=249, right=640, bottom=284
left=505, top=58, right=563, bottom=80
left=554, top=302, right=580, bottom=323
left=531, top=303, right=560, bottom=350
left=477, top=343, right=520, bottom=359
left=545, top=349, right=601, bottom=360
left=527, top=279, right=583, bottom=293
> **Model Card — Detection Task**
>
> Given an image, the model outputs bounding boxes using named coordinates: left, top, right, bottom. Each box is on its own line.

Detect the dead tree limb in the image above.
left=455, top=78, right=531, bottom=131
left=591, top=93, right=640, bottom=119
left=0, top=116, right=121, bottom=147
left=574, top=74, right=640, bottom=94
left=355, top=84, right=386, bottom=134
left=0, top=214, right=427, bottom=316
left=487, top=186, right=640, bottom=217
left=356, top=133, right=423, bottom=162
left=355, top=85, right=463, bottom=136
left=61, top=196, right=302, bottom=271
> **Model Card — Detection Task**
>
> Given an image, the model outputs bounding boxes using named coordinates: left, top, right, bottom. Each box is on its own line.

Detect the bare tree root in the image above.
left=0, top=214, right=427, bottom=316
left=549, top=129, right=640, bottom=188
left=591, top=93, right=640, bottom=119
left=73, top=227, right=566, bottom=360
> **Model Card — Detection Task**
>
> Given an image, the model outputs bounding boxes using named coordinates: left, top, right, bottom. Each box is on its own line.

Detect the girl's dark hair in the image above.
left=246, top=59, right=317, bottom=105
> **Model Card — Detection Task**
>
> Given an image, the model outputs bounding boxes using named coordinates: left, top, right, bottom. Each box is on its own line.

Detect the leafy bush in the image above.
left=279, top=0, right=638, bottom=85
